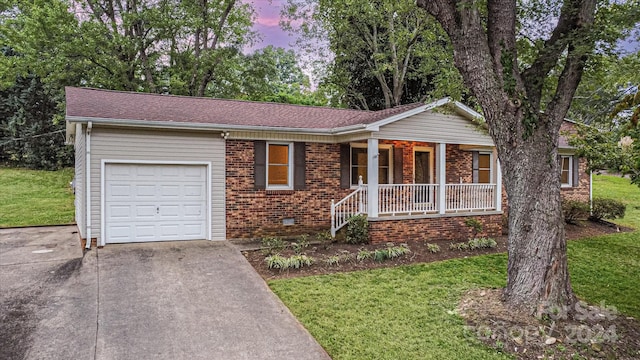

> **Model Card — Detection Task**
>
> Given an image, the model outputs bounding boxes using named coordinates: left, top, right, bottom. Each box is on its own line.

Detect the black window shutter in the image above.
left=340, top=144, right=350, bottom=189
left=294, top=142, right=306, bottom=190
left=254, top=141, right=266, bottom=190
left=393, top=147, right=403, bottom=184
left=572, top=156, right=580, bottom=187
left=472, top=151, right=479, bottom=183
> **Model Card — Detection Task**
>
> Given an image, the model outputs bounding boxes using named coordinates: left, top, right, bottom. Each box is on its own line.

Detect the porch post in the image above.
left=367, top=138, right=379, bottom=217
left=437, top=142, right=446, bottom=214
left=495, top=158, right=502, bottom=212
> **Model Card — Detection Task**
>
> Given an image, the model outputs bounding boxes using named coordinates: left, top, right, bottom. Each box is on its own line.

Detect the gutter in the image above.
left=65, top=115, right=370, bottom=136
left=85, top=121, right=92, bottom=249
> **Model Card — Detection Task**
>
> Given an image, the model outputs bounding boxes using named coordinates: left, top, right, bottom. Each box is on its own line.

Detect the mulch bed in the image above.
left=242, top=220, right=630, bottom=281
left=458, top=289, right=640, bottom=359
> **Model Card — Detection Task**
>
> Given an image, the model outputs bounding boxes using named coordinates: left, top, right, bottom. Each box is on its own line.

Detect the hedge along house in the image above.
left=65, top=87, right=590, bottom=248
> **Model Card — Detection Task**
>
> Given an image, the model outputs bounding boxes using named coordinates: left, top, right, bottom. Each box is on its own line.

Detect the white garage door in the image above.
left=105, top=164, right=208, bottom=243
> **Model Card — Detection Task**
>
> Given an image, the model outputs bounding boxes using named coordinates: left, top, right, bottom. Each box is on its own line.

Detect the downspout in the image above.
left=589, top=170, right=593, bottom=216
left=85, top=122, right=92, bottom=249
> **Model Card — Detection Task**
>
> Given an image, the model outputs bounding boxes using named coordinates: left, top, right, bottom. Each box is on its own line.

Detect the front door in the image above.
left=414, top=150, right=432, bottom=184
left=414, top=149, right=434, bottom=205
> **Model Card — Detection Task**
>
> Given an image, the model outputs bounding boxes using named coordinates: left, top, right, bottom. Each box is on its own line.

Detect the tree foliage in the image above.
left=284, top=0, right=466, bottom=110
left=1, top=1, right=323, bottom=168
left=0, top=74, right=72, bottom=169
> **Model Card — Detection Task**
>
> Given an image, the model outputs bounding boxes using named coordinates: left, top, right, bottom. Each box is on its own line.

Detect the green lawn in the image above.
left=0, top=167, right=75, bottom=227
left=270, top=175, right=640, bottom=360
left=592, top=174, right=640, bottom=229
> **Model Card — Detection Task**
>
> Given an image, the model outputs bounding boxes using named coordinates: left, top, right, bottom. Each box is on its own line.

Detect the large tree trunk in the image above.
left=417, top=0, right=595, bottom=316
left=498, top=123, right=575, bottom=313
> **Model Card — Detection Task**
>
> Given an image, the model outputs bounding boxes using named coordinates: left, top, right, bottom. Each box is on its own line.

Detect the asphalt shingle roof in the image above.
left=65, top=87, right=423, bottom=130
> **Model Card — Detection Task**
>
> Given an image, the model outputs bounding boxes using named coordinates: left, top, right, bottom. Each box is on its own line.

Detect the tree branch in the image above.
left=522, top=0, right=596, bottom=109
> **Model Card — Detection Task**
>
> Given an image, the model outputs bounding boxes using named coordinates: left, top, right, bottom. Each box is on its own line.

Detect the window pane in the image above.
left=478, top=170, right=490, bottom=184
left=379, top=170, right=389, bottom=184
left=479, top=154, right=491, bottom=169
left=378, top=149, right=389, bottom=166
left=268, top=144, right=289, bottom=165
left=268, top=165, right=288, bottom=185
left=560, top=157, right=570, bottom=184
left=352, top=148, right=367, bottom=165
left=352, top=166, right=367, bottom=184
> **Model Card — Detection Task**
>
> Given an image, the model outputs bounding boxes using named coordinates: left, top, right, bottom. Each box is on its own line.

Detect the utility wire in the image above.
left=0, top=129, right=65, bottom=146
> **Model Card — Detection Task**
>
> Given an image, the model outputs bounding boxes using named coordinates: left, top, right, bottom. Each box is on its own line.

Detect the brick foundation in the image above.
left=368, top=213, right=503, bottom=244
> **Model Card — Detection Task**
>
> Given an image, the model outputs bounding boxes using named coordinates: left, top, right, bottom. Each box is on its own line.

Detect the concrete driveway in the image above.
left=0, top=226, right=330, bottom=360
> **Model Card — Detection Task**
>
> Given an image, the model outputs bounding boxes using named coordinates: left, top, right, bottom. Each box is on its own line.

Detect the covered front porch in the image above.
left=331, top=139, right=503, bottom=237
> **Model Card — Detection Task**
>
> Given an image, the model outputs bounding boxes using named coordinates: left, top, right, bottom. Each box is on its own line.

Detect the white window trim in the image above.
left=413, top=146, right=434, bottom=184
left=266, top=142, right=294, bottom=190
left=560, top=155, right=573, bottom=188
left=350, top=143, right=393, bottom=187
left=477, top=152, right=493, bottom=184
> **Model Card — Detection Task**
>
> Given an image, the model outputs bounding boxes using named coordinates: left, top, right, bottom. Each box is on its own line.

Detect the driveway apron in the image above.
left=94, top=240, right=329, bottom=360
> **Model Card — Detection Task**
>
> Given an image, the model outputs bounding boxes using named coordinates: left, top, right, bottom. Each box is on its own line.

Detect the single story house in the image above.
left=65, top=87, right=590, bottom=248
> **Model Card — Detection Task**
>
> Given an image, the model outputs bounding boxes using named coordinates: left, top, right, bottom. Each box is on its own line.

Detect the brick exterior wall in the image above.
left=226, top=140, right=352, bottom=239
left=225, top=139, right=510, bottom=241
left=368, top=214, right=503, bottom=244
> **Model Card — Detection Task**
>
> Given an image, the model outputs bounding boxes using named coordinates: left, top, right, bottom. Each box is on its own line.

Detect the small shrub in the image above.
left=591, top=197, right=626, bottom=221
left=468, top=237, right=497, bottom=250
left=373, top=249, right=387, bottom=262
left=345, top=214, right=369, bottom=244
left=265, top=254, right=287, bottom=269
left=315, top=230, right=333, bottom=249
left=562, top=199, right=590, bottom=224
left=464, top=217, right=484, bottom=238
left=325, top=255, right=341, bottom=266
left=325, top=252, right=353, bottom=266
left=373, top=244, right=411, bottom=262
left=261, top=236, right=286, bottom=255
left=291, top=234, right=310, bottom=254
left=426, top=243, right=441, bottom=253
left=265, top=254, right=314, bottom=271
left=356, top=249, right=373, bottom=261
left=288, top=255, right=314, bottom=269
left=449, top=242, right=469, bottom=251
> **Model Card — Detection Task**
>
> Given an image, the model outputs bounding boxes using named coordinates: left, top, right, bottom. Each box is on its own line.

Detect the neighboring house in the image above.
left=65, top=87, right=591, bottom=248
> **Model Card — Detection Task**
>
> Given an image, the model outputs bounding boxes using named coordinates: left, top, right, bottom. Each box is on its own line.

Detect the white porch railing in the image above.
left=331, top=183, right=498, bottom=237
left=330, top=184, right=367, bottom=237
left=445, top=183, right=496, bottom=211
left=378, top=184, right=439, bottom=215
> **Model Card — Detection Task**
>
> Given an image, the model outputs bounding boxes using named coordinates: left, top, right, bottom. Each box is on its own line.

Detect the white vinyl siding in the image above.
left=74, top=123, right=86, bottom=238
left=374, top=111, right=494, bottom=146
left=90, top=127, right=225, bottom=241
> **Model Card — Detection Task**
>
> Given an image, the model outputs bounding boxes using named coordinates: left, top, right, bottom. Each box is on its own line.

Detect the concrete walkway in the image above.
left=0, top=226, right=330, bottom=360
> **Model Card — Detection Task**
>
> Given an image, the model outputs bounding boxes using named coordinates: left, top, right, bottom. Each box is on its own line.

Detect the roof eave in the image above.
left=65, top=115, right=370, bottom=136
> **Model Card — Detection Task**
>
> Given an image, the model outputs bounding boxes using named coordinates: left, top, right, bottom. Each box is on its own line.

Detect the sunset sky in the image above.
left=250, top=0, right=296, bottom=51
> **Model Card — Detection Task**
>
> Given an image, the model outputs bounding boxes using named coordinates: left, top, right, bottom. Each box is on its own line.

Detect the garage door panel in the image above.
left=105, top=164, right=208, bottom=244
left=135, top=205, right=157, bottom=219
left=136, top=184, right=157, bottom=197
left=183, top=204, right=204, bottom=217
left=109, top=184, right=131, bottom=197
left=107, top=205, right=132, bottom=219
left=183, top=224, right=205, bottom=237
left=160, top=185, right=180, bottom=198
